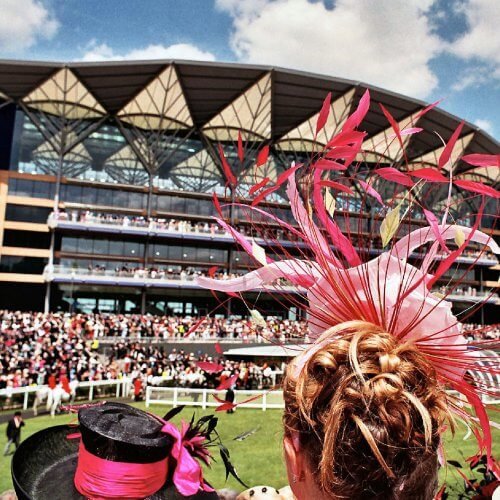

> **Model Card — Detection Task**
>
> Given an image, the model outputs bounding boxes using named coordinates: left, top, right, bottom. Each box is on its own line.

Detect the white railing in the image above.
left=146, top=387, right=500, bottom=411
left=0, top=378, right=132, bottom=411
left=146, top=387, right=285, bottom=411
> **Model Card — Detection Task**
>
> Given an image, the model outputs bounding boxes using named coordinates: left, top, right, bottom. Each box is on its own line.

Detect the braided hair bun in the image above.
left=283, top=321, right=453, bottom=499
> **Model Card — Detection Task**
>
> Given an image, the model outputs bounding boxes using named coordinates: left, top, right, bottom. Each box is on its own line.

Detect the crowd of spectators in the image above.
left=0, top=310, right=303, bottom=389
left=1, top=310, right=497, bottom=391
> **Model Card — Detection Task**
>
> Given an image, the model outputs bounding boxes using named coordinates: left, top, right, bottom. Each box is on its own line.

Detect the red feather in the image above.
left=438, top=121, right=464, bottom=169
left=409, top=167, right=448, bottom=183
left=212, top=192, right=223, bottom=217
left=319, top=180, right=354, bottom=195
left=415, top=99, right=441, bottom=119
left=314, top=158, right=348, bottom=171
left=185, top=317, right=206, bottom=338
left=249, top=177, right=270, bottom=196
left=358, top=179, right=384, bottom=205
left=375, top=167, right=414, bottom=188
left=342, top=89, right=370, bottom=132
left=326, top=130, right=366, bottom=149
left=454, top=180, right=500, bottom=198
left=256, top=145, right=269, bottom=167
left=208, top=266, right=218, bottom=278
left=423, top=208, right=448, bottom=252
left=461, top=153, right=500, bottom=168
left=215, top=342, right=223, bottom=355
left=216, top=374, right=238, bottom=391
left=215, top=402, right=237, bottom=412
left=196, top=361, right=224, bottom=373
left=218, top=144, right=237, bottom=187
left=237, top=131, right=244, bottom=163
left=379, top=103, right=402, bottom=149
left=315, top=92, right=331, bottom=137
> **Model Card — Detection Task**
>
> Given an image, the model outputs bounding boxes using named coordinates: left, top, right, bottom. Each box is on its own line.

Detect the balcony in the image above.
left=48, top=212, right=499, bottom=267
left=43, top=265, right=297, bottom=293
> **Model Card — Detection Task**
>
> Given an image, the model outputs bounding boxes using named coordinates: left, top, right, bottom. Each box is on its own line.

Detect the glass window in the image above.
left=3, top=230, right=51, bottom=249
left=112, top=190, right=128, bottom=208
left=128, top=192, right=145, bottom=209
left=61, top=237, right=78, bottom=253
left=4, top=205, right=52, bottom=223
left=92, top=239, right=109, bottom=255
left=124, top=241, right=142, bottom=257
left=32, top=181, right=54, bottom=199
left=77, top=238, right=93, bottom=254
left=62, top=184, right=83, bottom=204
left=96, top=188, right=112, bottom=207
left=196, top=247, right=210, bottom=261
left=0, top=256, right=47, bottom=273
left=168, top=245, right=182, bottom=260
left=109, top=240, right=124, bottom=256
left=156, top=195, right=170, bottom=212
left=170, top=196, right=185, bottom=213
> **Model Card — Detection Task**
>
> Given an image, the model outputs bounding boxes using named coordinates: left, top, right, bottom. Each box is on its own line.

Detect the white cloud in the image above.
left=80, top=42, right=216, bottom=62
left=449, top=0, right=500, bottom=65
left=473, top=118, right=493, bottom=135
left=447, top=0, right=500, bottom=91
left=216, top=0, right=444, bottom=98
left=0, top=0, right=59, bottom=53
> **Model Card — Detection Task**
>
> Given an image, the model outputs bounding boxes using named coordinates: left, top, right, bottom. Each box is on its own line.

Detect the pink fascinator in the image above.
left=196, top=91, right=500, bottom=472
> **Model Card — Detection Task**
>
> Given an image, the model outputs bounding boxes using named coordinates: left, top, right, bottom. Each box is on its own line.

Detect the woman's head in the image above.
left=283, top=321, right=452, bottom=499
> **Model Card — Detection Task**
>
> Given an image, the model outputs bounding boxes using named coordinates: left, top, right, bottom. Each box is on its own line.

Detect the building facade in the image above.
left=0, top=60, right=497, bottom=319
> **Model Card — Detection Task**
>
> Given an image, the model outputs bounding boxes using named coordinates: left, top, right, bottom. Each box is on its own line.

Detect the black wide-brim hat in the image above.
left=12, top=402, right=219, bottom=500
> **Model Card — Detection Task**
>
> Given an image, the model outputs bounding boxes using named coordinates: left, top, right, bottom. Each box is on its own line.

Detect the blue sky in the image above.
left=0, top=0, right=498, bottom=140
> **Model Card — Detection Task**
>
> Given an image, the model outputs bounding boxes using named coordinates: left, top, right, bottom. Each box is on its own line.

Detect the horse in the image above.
left=33, top=381, right=78, bottom=417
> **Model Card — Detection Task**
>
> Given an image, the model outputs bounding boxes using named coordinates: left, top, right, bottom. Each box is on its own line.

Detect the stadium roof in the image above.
left=0, top=59, right=498, bottom=182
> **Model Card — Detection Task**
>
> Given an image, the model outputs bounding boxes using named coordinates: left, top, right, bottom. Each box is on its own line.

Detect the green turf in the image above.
left=0, top=403, right=497, bottom=497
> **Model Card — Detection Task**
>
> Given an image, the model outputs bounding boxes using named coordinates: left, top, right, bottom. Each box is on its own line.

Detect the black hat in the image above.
left=12, top=402, right=219, bottom=500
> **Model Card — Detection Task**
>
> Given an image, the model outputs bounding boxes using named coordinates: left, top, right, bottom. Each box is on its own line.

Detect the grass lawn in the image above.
left=0, top=402, right=497, bottom=497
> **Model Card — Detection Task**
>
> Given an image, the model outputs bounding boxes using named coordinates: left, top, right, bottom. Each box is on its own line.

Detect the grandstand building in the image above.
left=0, top=60, right=497, bottom=319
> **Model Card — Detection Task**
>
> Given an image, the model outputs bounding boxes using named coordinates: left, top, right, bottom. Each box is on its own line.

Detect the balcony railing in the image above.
left=48, top=213, right=499, bottom=266
left=43, top=265, right=297, bottom=292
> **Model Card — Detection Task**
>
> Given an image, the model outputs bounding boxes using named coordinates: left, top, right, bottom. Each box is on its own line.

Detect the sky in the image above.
left=0, top=0, right=498, bottom=140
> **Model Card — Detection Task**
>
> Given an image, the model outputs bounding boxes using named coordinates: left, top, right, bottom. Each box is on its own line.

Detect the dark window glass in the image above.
left=0, top=256, right=47, bottom=273
left=80, top=186, right=97, bottom=205
left=196, top=247, right=210, bottom=261
left=32, top=181, right=54, bottom=199
left=2, top=230, right=51, bottom=249
left=124, top=241, right=142, bottom=257
left=168, top=245, right=182, bottom=260
left=96, top=188, right=112, bottom=207
left=170, top=197, right=185, bottom=213
left=156, top=195, right=170, bottom=212
left=77, top=238, right=93, bottom=254
left=61, top=236, right=78, bottom=253
left=198, top=199, right=214, bottom=216
left=93, top=239, right=109, bottom=255
left=63, top=184, right=83, bottom=204
left=112, top=190, right=128, bottom=208
left=128, top=192, right=145, bottom=209
left=109, top=240, right=124, bottom=256
left=5, top=205, right=51, bottom=223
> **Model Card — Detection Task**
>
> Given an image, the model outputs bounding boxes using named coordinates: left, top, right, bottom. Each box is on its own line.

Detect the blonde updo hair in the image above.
left=283, top=321, right=453, bottom=499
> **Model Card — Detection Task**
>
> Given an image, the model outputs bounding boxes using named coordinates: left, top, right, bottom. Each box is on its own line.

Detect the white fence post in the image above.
left=202, top=389, right=207, bottom=410
left=115, top=381, right=120, bottom=398
left=145, top=386, right=151, bottom=407
left=23, top=391, right=29, bottom=410
left=89, top=384, right=94, bottom=401
left=262, top=392, right=267, bottom=412
left=173, top=387, right=178, bottom=408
